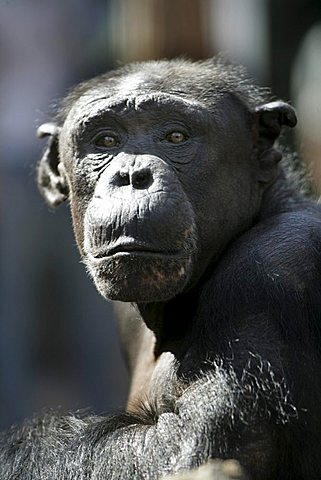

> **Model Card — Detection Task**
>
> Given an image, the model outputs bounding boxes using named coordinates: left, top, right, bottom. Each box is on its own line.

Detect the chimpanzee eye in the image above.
left=94, top=134, right=119, bottom=148
left=165, top=131, right=188, bottom=144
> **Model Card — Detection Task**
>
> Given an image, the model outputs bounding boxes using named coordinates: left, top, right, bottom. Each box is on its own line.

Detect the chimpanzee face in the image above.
left=63, top=92, right=203, bottom=302
left=37, top=62, right=296, bottom=303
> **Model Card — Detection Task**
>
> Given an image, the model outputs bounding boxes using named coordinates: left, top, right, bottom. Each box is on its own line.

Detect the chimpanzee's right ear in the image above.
left=37, top=122, right=69, bottom=207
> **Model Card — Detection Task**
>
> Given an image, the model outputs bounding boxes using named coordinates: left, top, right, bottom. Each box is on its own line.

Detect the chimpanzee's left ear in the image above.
left=255, top=101, right=297, bottom=146
left=254, top=101, right=297, bottom=183
left=37, top=122, right=69, bottom=207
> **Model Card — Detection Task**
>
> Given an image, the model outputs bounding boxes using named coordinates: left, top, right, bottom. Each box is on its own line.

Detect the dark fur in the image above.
left=3, top=58, right=321, bottom=479
left=0, top=357, right=297, bottom=479
left=57, top=57, right=270, bottom=122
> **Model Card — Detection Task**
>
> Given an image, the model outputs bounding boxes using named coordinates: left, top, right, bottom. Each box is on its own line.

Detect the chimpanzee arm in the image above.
left=0, top=354, right=292, bottom=480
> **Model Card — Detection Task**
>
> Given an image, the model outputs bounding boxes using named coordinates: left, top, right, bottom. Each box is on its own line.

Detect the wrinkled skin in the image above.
left=1, top=59, right=321, bottom=480
left=59, top=90, right=261, bottom=303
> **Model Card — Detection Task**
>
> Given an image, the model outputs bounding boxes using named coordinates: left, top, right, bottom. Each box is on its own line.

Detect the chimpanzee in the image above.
left=1, top=57, right=321, bottom=480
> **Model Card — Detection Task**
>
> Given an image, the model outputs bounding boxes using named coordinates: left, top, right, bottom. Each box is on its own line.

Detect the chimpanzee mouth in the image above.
left=87, top=239, right=182, bottom=261
left=84, top=236, right=196, bottom=302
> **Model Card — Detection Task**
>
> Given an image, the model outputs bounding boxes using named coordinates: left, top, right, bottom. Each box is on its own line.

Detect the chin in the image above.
left=84, top=252, right=193, bottom=303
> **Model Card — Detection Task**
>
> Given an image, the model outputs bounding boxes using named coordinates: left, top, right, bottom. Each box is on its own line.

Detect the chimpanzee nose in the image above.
left=115, top=167, right=153, bottom=190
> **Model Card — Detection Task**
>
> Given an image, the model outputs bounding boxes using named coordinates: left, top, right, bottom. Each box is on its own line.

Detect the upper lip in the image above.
left=88, top=239, right=179, bottom=259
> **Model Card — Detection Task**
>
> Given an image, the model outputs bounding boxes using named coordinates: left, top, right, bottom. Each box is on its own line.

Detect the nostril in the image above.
left=132, top=168, right=153, bottom=189
left=115, top=170, right=130, bottom=187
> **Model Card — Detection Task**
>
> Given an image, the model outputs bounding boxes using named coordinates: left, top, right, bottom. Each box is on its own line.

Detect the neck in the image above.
left=137, top=286, right=200, bottom=358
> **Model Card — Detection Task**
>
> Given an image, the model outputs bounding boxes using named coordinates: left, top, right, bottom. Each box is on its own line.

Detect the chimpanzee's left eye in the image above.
left=165, top=131, right=188, bottom=144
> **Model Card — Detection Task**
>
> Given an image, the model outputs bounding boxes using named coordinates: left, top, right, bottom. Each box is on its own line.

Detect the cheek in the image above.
left=68, top=167, right=102, bottom=254
left=68, top=189, right=92, bottom=256
left=186, top=160, right=259, bottom=276
left=69, top=203, right=85, bottom=254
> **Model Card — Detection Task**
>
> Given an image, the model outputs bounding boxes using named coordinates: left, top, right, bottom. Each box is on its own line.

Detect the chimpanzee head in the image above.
left=37, top=58, right=296, bottom=303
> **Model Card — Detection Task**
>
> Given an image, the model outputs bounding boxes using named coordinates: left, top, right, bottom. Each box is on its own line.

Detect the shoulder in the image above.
left=211, top=205, right=321, bottom=309
left=228, top=205, right=321, bottom=273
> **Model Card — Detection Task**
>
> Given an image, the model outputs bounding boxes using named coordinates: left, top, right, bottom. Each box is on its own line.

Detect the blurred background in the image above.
left=0, top=0, right=321, bottom=428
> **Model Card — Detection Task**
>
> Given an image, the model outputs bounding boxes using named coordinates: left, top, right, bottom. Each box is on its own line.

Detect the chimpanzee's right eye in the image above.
left=94, top=133, right=120, bottom=148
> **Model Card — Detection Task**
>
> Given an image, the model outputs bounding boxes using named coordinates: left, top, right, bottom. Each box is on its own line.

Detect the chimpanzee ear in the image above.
left=37, top=122, right=69, bottom=207
left=255, top=101, right=297, bottom=146
left=254, top=101, right=297, bottom=183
